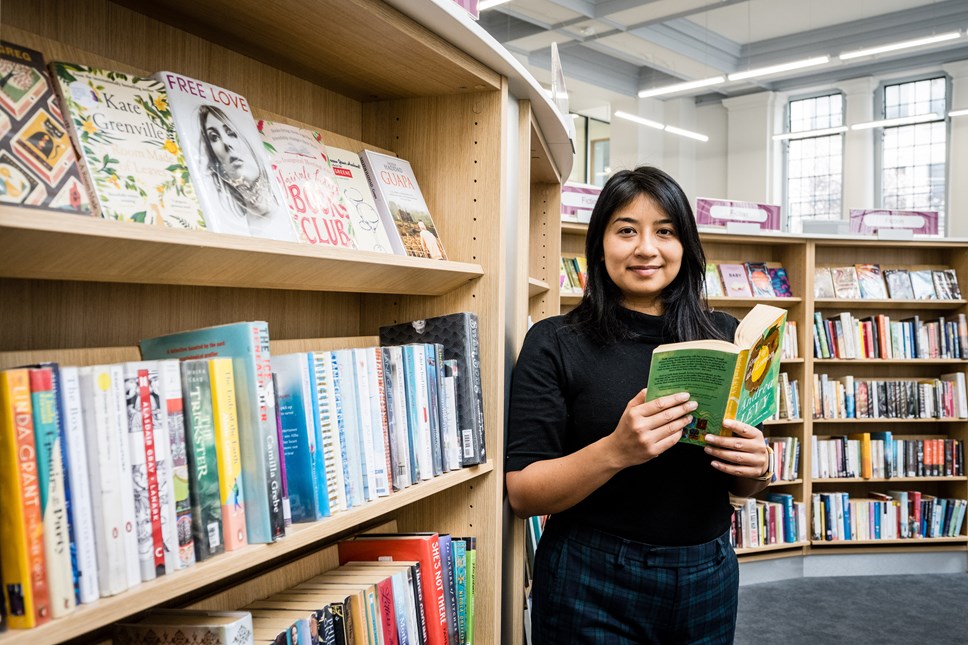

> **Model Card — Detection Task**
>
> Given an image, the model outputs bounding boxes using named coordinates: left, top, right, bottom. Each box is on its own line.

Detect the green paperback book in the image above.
left=645, top=304, right=787, bottom=446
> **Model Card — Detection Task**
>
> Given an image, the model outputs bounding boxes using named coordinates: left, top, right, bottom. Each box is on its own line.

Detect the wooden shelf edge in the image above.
left=560, top=293, right=582, bottom=304
left=560, top=221, right=588, bottom=235
left=813, top=418, right=966, bottom=423
left=815, top=359, right=968, bottom=364
left=814, top=298, right=967, bottom=309
left=810, top=536, right=968, bottom=547
left=528, top=277, right=550, bottom=298
left=0, top=207, right=484, bottom=296
left=812, top=476, right=968, bottom=483
left=764, top=418, right=803, bottom=425
left=734, top=541, right=809, bottom=556
left=768, top=479, right=803, bottom=486
left=0, top=461, right=494, bottom=645
left=708, top=297, right=803, bottom=306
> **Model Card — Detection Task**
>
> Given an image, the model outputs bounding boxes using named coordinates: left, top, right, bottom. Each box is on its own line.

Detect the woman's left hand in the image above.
left=703, top=418, right=769, bottom=479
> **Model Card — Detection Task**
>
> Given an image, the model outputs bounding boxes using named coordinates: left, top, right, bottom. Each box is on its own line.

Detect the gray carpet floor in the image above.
left=735, top=573, right=968, bottom=644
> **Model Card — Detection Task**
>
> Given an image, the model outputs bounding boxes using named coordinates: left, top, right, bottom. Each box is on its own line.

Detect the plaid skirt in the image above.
left=530, top=520, right=738, bottom=644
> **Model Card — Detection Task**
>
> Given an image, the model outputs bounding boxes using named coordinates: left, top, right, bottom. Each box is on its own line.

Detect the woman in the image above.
left=506, top=166, right=773, bottom=644
left=197, top=104, right=294, bottom=241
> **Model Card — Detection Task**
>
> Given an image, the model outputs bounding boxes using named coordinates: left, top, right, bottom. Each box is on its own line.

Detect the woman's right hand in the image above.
left=606, top=389, right=697, bottom=469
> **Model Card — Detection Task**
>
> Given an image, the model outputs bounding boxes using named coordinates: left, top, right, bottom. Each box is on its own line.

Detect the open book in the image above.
left=645, top=304, right=787, bottom=446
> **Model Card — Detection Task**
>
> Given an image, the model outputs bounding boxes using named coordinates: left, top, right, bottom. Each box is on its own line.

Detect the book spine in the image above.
left=180, top=360, right=224, bottom=561
left=209, top=357, right=248, bottom=550
left=378, top=577, right=400, bottom=645
left=258, top=324, right=287, bottom=541
left=158, top=360, right=194, bottom=570
left=465, top=538, right=476, bottom=645
left=441, top=359, right=462, bottom=473
left=0, top=370, right=51, bottom=628
left=385, top=346, right=413, bottom=489
left=334, top=351, right=366, bottom=506
left=28, top=368, right=75, bottom=617
left=464, top=315, right=486, bottom=466
left=276, top=353, right=322, bottom=522
left=404, top=346, right=433, bottom=481
left=105, top=363, right=142, bottom=589
left=313, top=352, right=346, bottom=514
left=366, top=347, right=393, bottom=496
left=438, top=536, right=458, bottom=644
left=423, top=345, right=444, bottom=477
left=272, top=373, right=292, bottom=529
left=138, top=367, right=167, bottom=578
left=58, top=367, right=100, bottom=603
left=453, top=540, right=467, bottom=644
left=302, top=358, right=330, bottom=519
left=351, top=348, right=380, bottom=500
left=121, top=364, right=157, bottom=582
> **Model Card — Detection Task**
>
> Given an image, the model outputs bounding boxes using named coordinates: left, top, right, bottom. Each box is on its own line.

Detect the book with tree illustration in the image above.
left=644, top=304, right=787, bottom=446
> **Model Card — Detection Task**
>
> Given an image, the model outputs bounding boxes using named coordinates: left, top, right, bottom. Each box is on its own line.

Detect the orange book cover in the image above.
left=208, top=358, right=247, bottom=551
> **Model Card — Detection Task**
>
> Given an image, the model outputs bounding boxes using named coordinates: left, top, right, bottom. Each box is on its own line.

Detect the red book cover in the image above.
left=376, top=575, right=399, bottom=645
left=137, top=370, right=165, bottom=575
left=338, top=533, right=448, bottom=645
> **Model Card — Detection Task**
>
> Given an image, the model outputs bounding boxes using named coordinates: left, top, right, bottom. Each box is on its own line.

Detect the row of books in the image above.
left=0, top=40, right=449, bottom=259
left=767, top=435, right=801, bottom=482
left=558, top=256, right=587, bottom=295
left=0, top=314, right=485, bottom=630
left=812, top=312, right=968, bottom=360
left=811, top=373, right=968, bottom=420
left=730, top=494, right=807, bottom=549
left=811, top=434, right=964, bottom=480
left=815, top=265, right=962, bottom=300
left=811, top=492, right=967, bottom=541
left=705, top=261, right=794, bottom=299
left=771, top=372, right=802, bottom=422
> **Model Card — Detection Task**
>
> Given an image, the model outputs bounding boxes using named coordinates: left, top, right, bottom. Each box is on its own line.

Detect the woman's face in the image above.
left=204, top=112, right=258, bottom=182
left=602, top=193, right=683, bottom=315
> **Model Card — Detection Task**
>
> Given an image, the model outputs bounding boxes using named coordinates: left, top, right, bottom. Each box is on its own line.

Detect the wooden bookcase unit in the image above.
left=0, top=1, right=569, bottom=643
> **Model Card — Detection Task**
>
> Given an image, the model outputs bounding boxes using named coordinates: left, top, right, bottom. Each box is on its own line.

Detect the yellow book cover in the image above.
left=0, top=369, right=51, bottom=628
left=208, top=357, right=247, bottom=551
left=849, top=433, right=873, bottom=479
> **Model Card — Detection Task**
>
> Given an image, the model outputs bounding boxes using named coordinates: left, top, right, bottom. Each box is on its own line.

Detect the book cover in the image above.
left=855, top=263, right=887, bottom=299
left=49, top=62, right=205, bottom=227
left=703, top=263, right=723, bottom=298
left=141, top=321, right=284, bottom=544
left=402, top=344, right=434, bottom=481
left=441, top=357, right=463, bottom=473
left=745, top=262, right=776, bottom=298
left=883, top=269, right=914, bottom=300
left=0, top=41, right=91, bottom=213
left=179, top=359, right=224, bottom=561
left=154, top=71, right=296, bottom=241
left=645, top=304, right=788, bottom=445
left=814, top=267, right=835, bottom=299
left=0, top=369, right=51, bottom=628
left=909, top=269, right=937, bottom=300
left=452, top=538, right=467, bottom=645
left=830, top=266, right=861, bottom=299
left=114, top=609, right=254, bottom=645
left=208, top=357, right=247, bottom=550
left=360, top=149, right=448, bottom=259
left=933, top=269, right=962, bottom=300
left=768, top=266, right=793, bottom=298
left=157, top=359, right=195, bottom=570
left=327, top=145, right=397, bottom=254
left=311, top=352, right=347, bottom=514
left=362, top=347, right=393, bottom=495
left=718, top=263, right=752, bottom=298
left=379, top=312, right=486, bottom=466
left=438, top=535, right=458, bottom=645
left=351, top=347, right=387, bottom=497
left=258, top=120, right=357, bottom=248
left=382, top=345, right=413, bottom=490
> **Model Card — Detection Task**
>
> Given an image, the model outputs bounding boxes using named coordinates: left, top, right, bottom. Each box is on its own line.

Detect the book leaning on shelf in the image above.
left=645, top=304, right=787, bottom=446
left=327, top=145, right=397, bottom=254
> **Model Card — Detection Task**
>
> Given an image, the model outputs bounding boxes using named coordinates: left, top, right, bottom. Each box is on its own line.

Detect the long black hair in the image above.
left=566, top=166, right=726, bottom=344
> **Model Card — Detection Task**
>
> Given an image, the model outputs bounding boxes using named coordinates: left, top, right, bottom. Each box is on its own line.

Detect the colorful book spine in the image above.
left=364, top=347, right=393, bottom=495
left=464, top=537, right=476, bottom=645
left=208, top=357, right=247, bottom=550
left=312, top=352, right=346, bottom=514
left=382, top=346, right=412, bottom=489
left=275, top=353, right=326, bottom=522
left=158, top=360, right=195, bottom=570
left=180, top=359, right=224, bottom=561
left=438, top=535, right=458, bottom=645
left=27, top=367, right=75, bottom=617
left=0, top=369, right=51, bottom=628
left=258, top=323, right=287, bottom=541
left=333, top=350, right=366, bottom=506
left=403, top=344, right=434, bottom=481
left=272, top=372, right=293, bottom=529
left=452, top=539, right=467, bottom=645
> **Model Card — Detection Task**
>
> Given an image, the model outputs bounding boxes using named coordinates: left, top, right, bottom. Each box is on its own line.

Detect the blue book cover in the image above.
left=870, top=431, right=894, bottom=478
left=423, top=344, right=443, bottom=476
left=438, top=535, right=458, bottom=644
left=305, top=353, right=331, bottom=517
left=311, top=352, right=346, bottom=514
left=381, top=346, right=412, bottom=490
left=274, top=353, right=327, bottom=522
left=402, top=345, right=432, bottom=481
left=140, top=321, right=284, bottom=543
left=841, top=492, right=852, bottom=541
left=764, top=493, right=797, bottom=543
left=334, top=350, right=368, bottom=504
left=452, top=538, right=467, bottom=644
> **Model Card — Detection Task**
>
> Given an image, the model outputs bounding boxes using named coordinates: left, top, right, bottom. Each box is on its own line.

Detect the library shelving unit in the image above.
left=560, top=221, right=587, bottom=312
left=0, top=1, right=571, bottom=644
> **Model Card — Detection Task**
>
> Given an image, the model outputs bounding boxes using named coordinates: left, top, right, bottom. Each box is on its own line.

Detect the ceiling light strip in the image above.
left=638, top=76, right=725, bottom=99
left=664, top=125, right=709, bottom=142
left=772, top=126, right=848, bottom=141
left=727, top=56, right=830, bottom=82
left=614, top=111, right=709, bottom=142
left=839, top=31, right=962, bottom=61
left=851, top=113, right=940, bottom=130
left=949, top=109, right=968, bottom=118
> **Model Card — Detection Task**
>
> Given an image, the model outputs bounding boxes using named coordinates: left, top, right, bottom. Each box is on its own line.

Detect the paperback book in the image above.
left=830, top=266, right=861, bottom=299
left=933, top=269, right=962, bottom=300
left=718, top=263, right=752, bottom=298
left=814, top=267, right=835, bottom=299
left=327, top=146, right=396, bottom=254
left=883, top=269, right=914, bottom=300
left=855, top=263, right=887, bottom=299
left=768, top=266, right=793, bottom=298
left=910, top=269, right=937, bottom=299
left=745, top=262, right=775, bottom=298
left=645, top=304, right=788, bottom=446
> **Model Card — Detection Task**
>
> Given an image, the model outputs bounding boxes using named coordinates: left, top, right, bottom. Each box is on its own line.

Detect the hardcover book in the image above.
left=830, top=266, right=861, bottom=299
left=141, top=321, right=285, bottom=544
left=909, top=269, right=937, bottom=300
left=380, top=312, right=486, bottom=467
left=883, top=268, right=915, bottom=300
left=933, top=269, right=962, bottom=300
left=360, top=149, right=448, bottom=259
left=768, top=266, right=793, bottom=298
left=645, top=304, right=788, bottom=446
left=154, top=71, right=295, bottom=241
left=814, top=267, right=835, bottom=299
left=258, top=120, right=356, bottom=248
left=703, top=263, right=723, bottom=297
left=0, top=41, right=91, bottom=213
left=49, top=62, right=205, bottom=227
left=855, top=263, right=888, bottom=299
left=745, top=262, right=776, bottom=298
left=327, top=146, right=396, bottom=254
left=114, top=609, right=254, bottom=645
left=718, top=263, right=753, bottom=298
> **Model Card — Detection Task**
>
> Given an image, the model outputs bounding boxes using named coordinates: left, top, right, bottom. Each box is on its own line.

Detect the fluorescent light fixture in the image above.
left=727, top=56, right=830, bottom=81
left=571, top=113, right=580, bottom=118
left=839, top=31, right=962, bottom=60
left=664, top=125, right=709, bottom=142
left=772, top=125, right=848, bottom=141
left=851, top=113, right=940, bottom=130
left=614, top=110, right=664, bottom=130
left=638, top=76, right=725, bottom=98
left=478, top=0, right=512, bottom=10
left=950, top=108, right=968, bottom=118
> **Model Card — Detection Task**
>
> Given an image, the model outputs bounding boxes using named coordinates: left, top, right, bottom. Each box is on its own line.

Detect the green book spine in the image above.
left=465, top=544, right=476, bottom=645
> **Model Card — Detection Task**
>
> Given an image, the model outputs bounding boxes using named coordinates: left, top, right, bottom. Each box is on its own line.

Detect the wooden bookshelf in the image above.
left=528, top=277, right=550, bottom=298
left=814, top=298, right=967, bottom=310
left=814, top=358, right=968, bottom=365
left=813, top=476, right=968, bottom=483
left=734, top=540, right=809, bottom=556
left=811, top=537, right=968, bottom=547
left=1, top=1, right=571, bottom=644
left=561, top=221, right=588, bottom=235
left=708, top=296, right=803, bottom=308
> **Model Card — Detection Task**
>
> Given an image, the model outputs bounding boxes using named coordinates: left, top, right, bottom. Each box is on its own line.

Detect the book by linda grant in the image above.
left=645, top=304, right=788, bottom=446
left=49, top=62, right=204, bottom=227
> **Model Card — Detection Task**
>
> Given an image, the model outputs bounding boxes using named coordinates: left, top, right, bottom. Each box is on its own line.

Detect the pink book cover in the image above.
left=831, top=266, right=861, bottom=299
left=718, top=263, right=753, bottom=297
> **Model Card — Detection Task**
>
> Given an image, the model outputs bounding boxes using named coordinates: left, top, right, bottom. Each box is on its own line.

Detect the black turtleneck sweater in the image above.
left=506, top=308, right=739, bottom=546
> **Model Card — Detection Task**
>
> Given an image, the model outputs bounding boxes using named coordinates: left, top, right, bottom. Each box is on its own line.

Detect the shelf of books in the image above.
left=0, top=0, right=570, bottom=643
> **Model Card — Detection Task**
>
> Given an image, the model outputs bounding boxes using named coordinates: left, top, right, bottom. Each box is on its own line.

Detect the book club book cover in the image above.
left=327, top=145, right=396, bottom=254
left=360, top=149, right=448, bottom=260
left=0, top=41, right=91, bottom=214
left=49, top=63, right=205, bottom=228
left=154, top=71, right=296, bottom=242
left=258, top=120, right=357, bottom=249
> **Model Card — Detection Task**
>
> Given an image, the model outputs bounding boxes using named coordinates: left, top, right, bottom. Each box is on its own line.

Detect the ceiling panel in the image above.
left=596, top=32, right=726, bottom=81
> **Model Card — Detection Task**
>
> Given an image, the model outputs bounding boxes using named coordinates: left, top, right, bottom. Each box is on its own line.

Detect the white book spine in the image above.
left=313, top=353, right=346, bottom=513
left=78, top=365, right=128, bottom=597
left=156, top=360, right=182, bottom=573
left=368, top=347, right=393, bottom=494
left=442, top=366, right=462, bottom=471
left=411, top=345, right=434, bottom=480
left=60, top=367, right=100, bottom=604
left=351, top=348, right=380, bottom=500
left=359, top=348, right=390, bottom=497
left=385, top=346, right=412, bottom=489
left=334, top=351, right=365, bottom=507
left=123, top=362, right=158, bottom=582
left=110, top=363, right=142, bottom=588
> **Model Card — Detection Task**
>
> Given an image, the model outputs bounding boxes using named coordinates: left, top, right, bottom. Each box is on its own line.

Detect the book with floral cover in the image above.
left=49, top=62, right=204, bottom=227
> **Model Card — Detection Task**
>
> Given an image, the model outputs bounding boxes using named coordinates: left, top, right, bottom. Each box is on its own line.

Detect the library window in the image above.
left=784, top=93, right=844, bottom=233
left=879, top=77, right=947, bottom=231
left=568, top=114, right=611, bottom=187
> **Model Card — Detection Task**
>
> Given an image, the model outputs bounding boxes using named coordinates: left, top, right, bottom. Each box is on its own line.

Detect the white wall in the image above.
left=946, top=60, right=968, bottom=237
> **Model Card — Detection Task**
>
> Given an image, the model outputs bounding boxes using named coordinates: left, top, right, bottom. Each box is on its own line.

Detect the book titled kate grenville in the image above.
left=155, top=72, right=296, bottom=242
left=0, top=41, right=91, bottom=214
left=49, top=62, right=205, bottom=227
